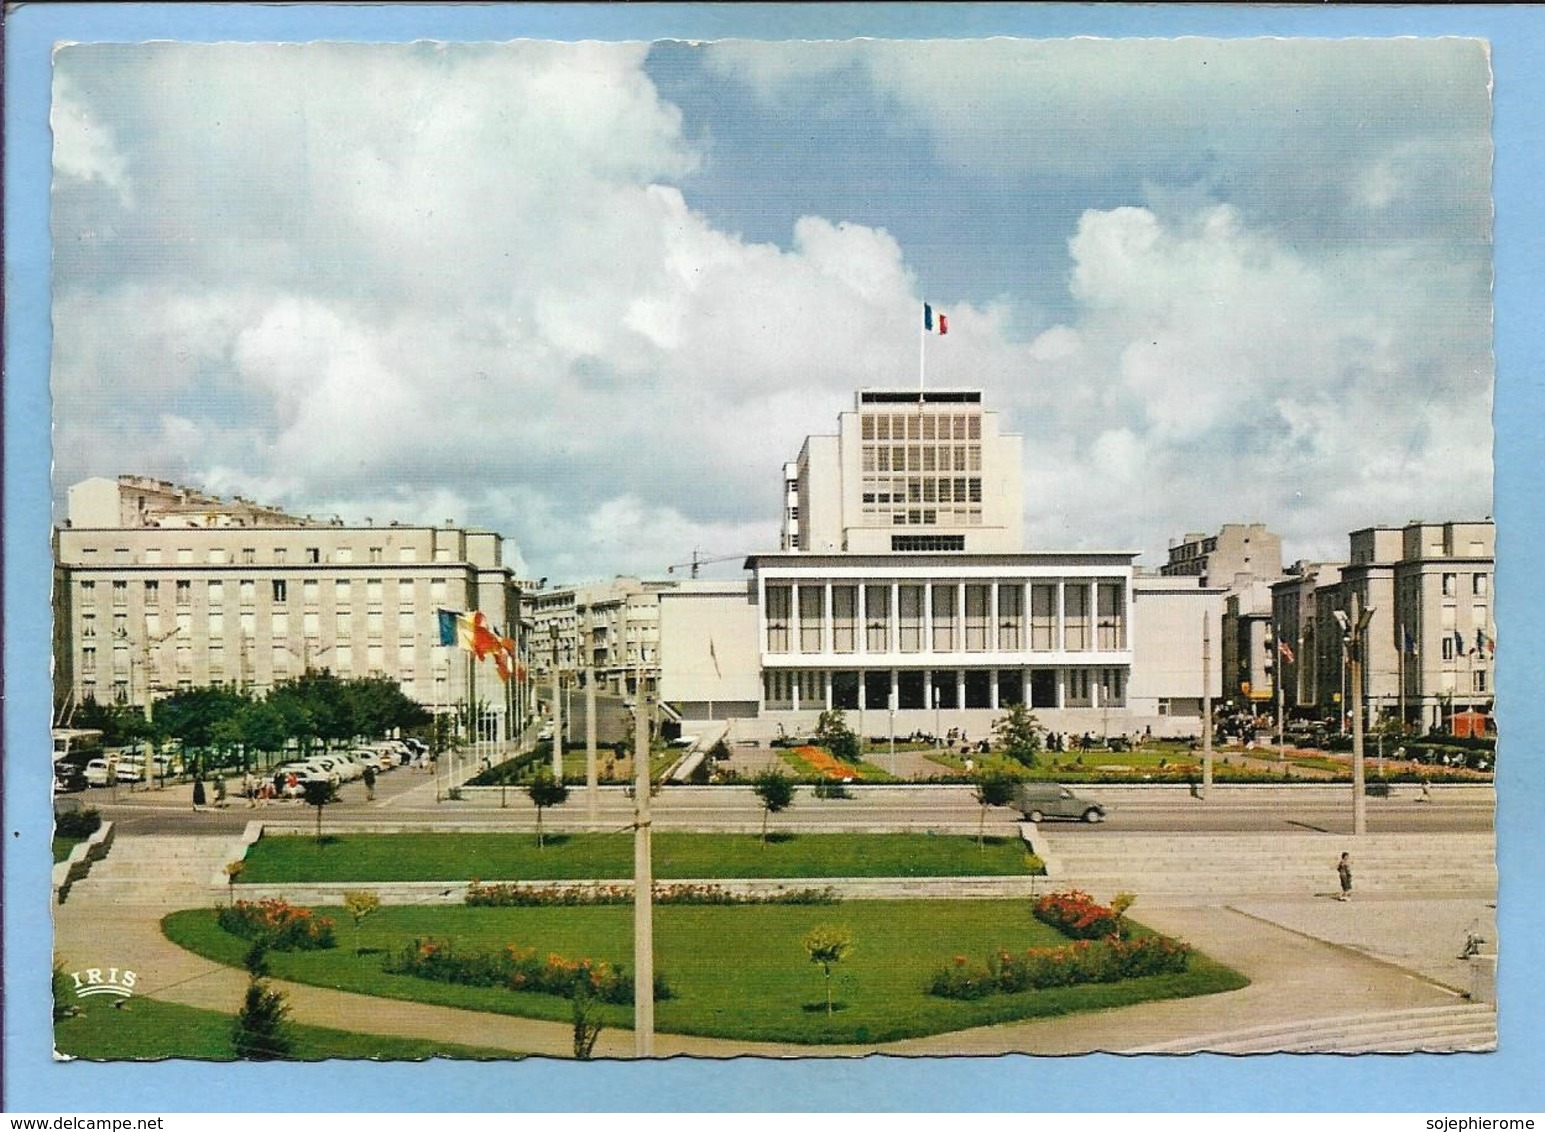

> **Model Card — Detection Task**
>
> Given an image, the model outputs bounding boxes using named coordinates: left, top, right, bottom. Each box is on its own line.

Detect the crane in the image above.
left=666, top=549, right=745, bottom=578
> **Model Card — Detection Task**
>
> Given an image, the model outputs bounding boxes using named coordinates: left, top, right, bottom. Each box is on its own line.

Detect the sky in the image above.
left=49, top=37, right=1494, bottom=584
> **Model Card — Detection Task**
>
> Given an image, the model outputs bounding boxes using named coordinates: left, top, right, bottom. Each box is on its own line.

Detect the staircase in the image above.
left=1127, top=1002, right=1497, bottom=1054
left=1040, top=832, right=1496, bottom=904
left=61, top=835, right=232, bottom=908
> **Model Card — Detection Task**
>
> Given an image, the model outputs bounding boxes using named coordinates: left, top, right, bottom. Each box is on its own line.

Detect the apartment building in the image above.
left=527, top=576, right=674, bottom=695
left=55, top=476, right=526, bottom=741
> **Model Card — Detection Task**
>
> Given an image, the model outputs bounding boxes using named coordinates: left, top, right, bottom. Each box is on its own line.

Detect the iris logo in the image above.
left=69, top=965, right=138, bottom=1000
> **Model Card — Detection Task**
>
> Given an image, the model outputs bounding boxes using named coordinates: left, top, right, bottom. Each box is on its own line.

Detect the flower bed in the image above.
left=929, top=890, right=1190, bottom=1000
left=465, top=879, right=840, bottom=907
left=1031, top=889, right=1124, bottom=940
left=793, top=745, right=853, bottom=779
left=216, top=898, right=337, bottom=951
left=382, top=937, right=671, bottom=1004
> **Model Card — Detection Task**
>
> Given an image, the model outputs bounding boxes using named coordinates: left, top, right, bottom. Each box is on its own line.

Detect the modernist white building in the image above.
left=660, top=388, right=1225, bottom=740
left=54, top=476, right=529, bottom=741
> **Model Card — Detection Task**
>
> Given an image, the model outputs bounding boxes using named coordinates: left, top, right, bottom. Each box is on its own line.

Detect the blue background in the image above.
left=7, top=3, right=1543, bottom=1113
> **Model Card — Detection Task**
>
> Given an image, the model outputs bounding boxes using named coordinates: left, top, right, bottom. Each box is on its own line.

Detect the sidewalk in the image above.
left=54, top=841, right=1487, bottom=1059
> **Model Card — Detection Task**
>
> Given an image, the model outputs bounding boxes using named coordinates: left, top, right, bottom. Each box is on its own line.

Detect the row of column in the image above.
left=763, top=667, right=1126, bottom=712
left=770, top=578, right=1123, bottom=656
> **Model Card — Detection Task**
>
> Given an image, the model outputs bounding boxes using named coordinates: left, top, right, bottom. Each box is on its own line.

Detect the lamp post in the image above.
left=632, top=665, right=655, bottom=1057
left=1201, top=614, right=1213, bottom=799
left=1335, top=593, right=1375, bottom=836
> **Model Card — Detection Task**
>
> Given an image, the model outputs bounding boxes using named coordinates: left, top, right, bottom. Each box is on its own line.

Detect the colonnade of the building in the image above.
left=762, top=665, right=1127, bottom=713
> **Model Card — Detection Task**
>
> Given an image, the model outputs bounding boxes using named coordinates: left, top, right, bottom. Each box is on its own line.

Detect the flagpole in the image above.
left=1398, top=627, right=1406, bottom=735
left=919, top=308, right=926, bottom=393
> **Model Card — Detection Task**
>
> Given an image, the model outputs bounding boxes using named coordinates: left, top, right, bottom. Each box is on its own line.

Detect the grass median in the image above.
left=163, top=900, right=1247, bottom=1046
left=236, top=832, right=1036, bottom=884
left=54, top=991, right=522, bottom=1061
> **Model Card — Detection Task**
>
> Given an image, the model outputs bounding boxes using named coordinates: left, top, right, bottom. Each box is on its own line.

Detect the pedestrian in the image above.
left=243, top=772, right=256, bottom=808
left=1417, top=779, right=1433, bottom=804
left=1336, top=852, right=1353, bottom=901
left=363, top=763, right=377, bottom=802
left=191, top=778, right=206, bottom=812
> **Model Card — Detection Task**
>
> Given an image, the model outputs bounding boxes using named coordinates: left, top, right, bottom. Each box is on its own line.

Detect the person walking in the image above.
left=363, top=763, right=377, bottom=802
left=1336, top=852, right=1353, bottom=901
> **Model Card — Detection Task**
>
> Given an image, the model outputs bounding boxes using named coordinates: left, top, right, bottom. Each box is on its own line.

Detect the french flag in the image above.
left=923, top=302, right=948, bottom=335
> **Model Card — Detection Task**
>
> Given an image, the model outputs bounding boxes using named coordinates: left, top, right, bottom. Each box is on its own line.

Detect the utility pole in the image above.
left=632, top=666, right=655, bottom=1057
left=1201, top=614, right=1213, bottom=799
left=551, top=663, right=563, bottom=779
left=1336, top=593, right=1374, bottom=836
left=585, top=661, right=599, bottom=823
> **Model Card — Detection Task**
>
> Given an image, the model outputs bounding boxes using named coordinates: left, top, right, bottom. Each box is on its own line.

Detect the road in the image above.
left=62, top=771, right=1494, bottom=838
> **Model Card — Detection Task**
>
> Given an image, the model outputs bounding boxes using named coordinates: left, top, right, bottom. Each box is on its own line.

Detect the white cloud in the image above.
left=49, top=39, right=1491, bottom=581
left=50, top=71, right=132, bottom=204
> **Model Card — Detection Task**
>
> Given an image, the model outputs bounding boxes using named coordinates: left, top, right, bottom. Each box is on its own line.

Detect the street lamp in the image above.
left=1334, top=593, right=1375, bottom=836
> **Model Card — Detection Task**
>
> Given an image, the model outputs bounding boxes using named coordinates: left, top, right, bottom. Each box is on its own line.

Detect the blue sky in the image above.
left=49, top=37, right=1492, bottom=583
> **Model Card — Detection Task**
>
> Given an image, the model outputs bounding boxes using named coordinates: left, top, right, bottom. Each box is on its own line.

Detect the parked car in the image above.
left=115, top=757, right=147, bottom=783
left=53, top=765, right=88, bottom=793
left=83, top=759, right=112, bottom=788
left=1014, top=783, right=1106, bottom=824
left=537, top=725, right=554, bottom=742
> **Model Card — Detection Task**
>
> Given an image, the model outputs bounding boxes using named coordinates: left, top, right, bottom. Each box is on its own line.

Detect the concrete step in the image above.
left=1129, top=1004, right=1496, bottom=1054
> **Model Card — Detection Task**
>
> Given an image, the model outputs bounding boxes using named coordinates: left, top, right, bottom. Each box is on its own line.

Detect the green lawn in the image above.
left=53, top=838, right=84, bottom=864
left=237, top=832, right=1035, bottom=884
left=54, top=989, right=521, bottom=1061
left=163, top=900, right=1247, bottom=1046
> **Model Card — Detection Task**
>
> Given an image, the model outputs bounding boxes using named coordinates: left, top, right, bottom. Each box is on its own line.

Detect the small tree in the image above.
left=814, top=709, right=862, bottom=763
left=993, top=702, right=1043, bottom=766
left=301, top=778, right=337, bottom=845
left=972, top=771, right=1018, bottom=848
left=224, top=860, right=245, bottom=906
left=571, top=983, right=604, bottom=1060
left=751, top=768, right=796, bottom=845
left=526, top=767, right=570, bottom=849
left=343, top=890, right=382, bottom=955
left=802, top=924, right=853, bottom=1016
left=232, top=940, right=292, bottom=1060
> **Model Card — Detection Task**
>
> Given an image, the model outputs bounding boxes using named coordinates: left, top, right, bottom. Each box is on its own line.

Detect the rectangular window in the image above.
left=273, top=646, right=290, bottom=674
left=208, top=548, right=228, bottom=564
left=898, top=585, right=924, bottom=652
left=113, top=581, right=128, bottom=606
left=369, top=547, right=384, bottom=563
left=932, top=584, right=957, bottom=651
left=272, top=579, right=287, bottom=604
left=398, top=642, right=415, bottom=669
left=241, top=611, right=256, bottom=638
left=1065, top=669, right=1092, bottom=707
left=399, top=546, right=418, bottom=562
left=336, top=546, right=354, bottom=563
left=1442, top=572, right=1457, bottom=597
left=207, top=581, right=223, bottom=606
left=832, top=586, right=857, bottom=653
left=144, top=581, right=159, bottom=606
left=303, top=580, right=319, bottom=605
left=1030, top=584, right=1057, bottom=650
left=368, top=644, right=385, bottom=672
left=208, top=644, right=223, bottom=673
left=1097, top=582, right=1126, bottom=650
left=209, top=611, right=224, bottom=638
left=176, top=580, right=191, bottom=606
left=334, top=642, right=353, bottom=674
left=303, top=611, right=320, bottom=638
left=865, top=585, right=891, bottom=652
left=81, top=612, right=97, bottom=638
left=241, top=548, right=256, bottom=565
left=1473, top=573, right=1488, bottom=596
left=177, top=548, right=194, bottom=564
left=272, top=611, right=288, bottom=638
left=799, top=587, right=825, bottom=653
left=1101, top=668, right=1127, bottom=707
left=336, top=610, right=353, bottom=638
left=81, top=646, right=96, bottom=673
left=430, top=578, right=447, bottom=603
left=997, top=669, right=1024, bottom=707
left=1064, top=584, right=1090, bottom=651
left=964, top=584, right=990, bottom=651
left=145, top=611, right=161, bottom=637
left=998, top=584, right=1024, bottom=651
left=367, top=610, right=383, bottom=636
left=765, top=586, right=791, bottom=653
left=368, top=579, right=384, bottom=603
left=306, top=547, right=321, bottom=564
left=240, top=580, right=256, bottom=606
left=1473, top=670, right=1488, bottom=693
left=398, top=610, right=416, bottom=637
left=80, top=581, right=95, bottom=605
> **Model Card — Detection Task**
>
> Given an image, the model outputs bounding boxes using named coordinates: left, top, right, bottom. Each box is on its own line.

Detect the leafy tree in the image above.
left=993, top=702, right=1043, bottom=766
left=814, top=708, right=862, bottom=762
left=301, top=778, right=338, bottom=845
left=802, top=925, right=853, bottom=1016
left=343, top=890, right=382, bottom=955
left=972, top=771, right=1018, bottom=848
left=751, top=769, right=796, bottom=846
left=156, top=686, right=251, bottom=769
left=526, top=767, right=570, bottom=849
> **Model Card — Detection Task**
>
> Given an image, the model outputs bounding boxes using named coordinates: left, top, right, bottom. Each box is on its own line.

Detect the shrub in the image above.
left=54, top=809, right=102, bottom=840
left=464, top=879, right=839, bottom=907
left=217, top=898, right=337, bottom=951
left=232, top=979, right=293, bottom=1060
left=1032, top=890, right=1124, bottom=940
left=930, top=936, right=1190, bottom=1000
left=383, top=937, right=672, bottom=1005
left=708, top=738, right=733, bottom=762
